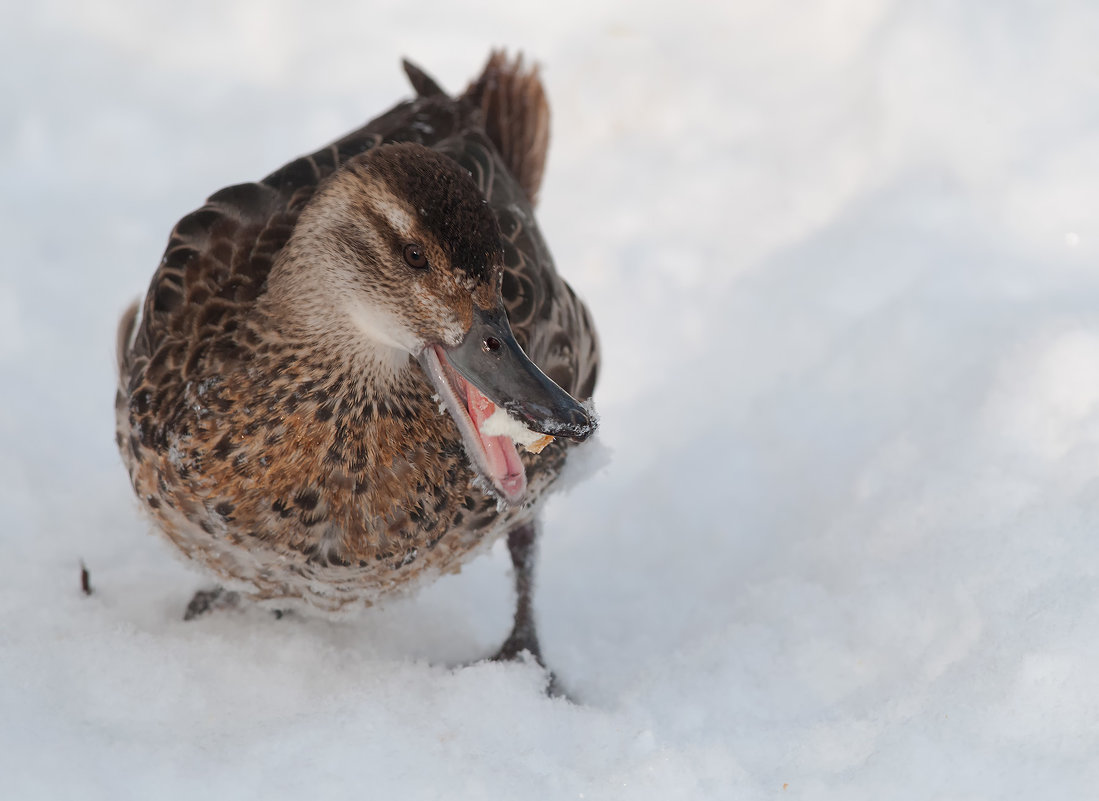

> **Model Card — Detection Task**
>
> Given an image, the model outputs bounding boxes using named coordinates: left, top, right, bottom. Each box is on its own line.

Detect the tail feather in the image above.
left=463, top=51, right=550, bottom=206
left=402, top=58, right=443, bottom=98
left=402, top=58, right=446, bottom=98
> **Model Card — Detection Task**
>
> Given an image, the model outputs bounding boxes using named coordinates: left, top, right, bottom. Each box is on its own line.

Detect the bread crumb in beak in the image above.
left=524, top=434, right=553, bottom=454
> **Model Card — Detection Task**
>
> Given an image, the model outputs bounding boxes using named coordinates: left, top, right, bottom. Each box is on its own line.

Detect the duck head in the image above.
left=265, top=142, right=594, bottom=505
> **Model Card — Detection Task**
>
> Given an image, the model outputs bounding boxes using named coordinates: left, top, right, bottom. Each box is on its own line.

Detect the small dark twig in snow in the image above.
left=80, top=562, right=92, bottom=596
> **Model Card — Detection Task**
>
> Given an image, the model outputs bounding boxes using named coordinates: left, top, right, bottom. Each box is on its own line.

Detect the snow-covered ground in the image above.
left=4, top=1, right=1099, bottom=797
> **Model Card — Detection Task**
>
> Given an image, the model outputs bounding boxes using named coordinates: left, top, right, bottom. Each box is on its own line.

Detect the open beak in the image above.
left=417, top=306, right=596, bottom=506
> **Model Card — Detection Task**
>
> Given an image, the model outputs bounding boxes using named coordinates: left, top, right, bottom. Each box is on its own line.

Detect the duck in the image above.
left=114, top=51, right=599, bottom=667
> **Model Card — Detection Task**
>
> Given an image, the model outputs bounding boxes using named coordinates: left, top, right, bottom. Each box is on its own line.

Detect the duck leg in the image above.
left=491, top=521, right=544, bottom=665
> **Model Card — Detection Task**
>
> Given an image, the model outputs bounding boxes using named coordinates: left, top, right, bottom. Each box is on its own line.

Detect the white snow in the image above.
left=4, top=0, right=1099, bottom=798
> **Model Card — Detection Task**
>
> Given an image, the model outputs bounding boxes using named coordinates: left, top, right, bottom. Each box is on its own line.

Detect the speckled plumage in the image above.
left=115, top=53, right=599, bottom=614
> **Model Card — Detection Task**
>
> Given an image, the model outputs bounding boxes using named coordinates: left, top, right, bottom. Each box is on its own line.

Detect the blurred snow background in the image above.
left=3, top=0, right=1099, bottom=798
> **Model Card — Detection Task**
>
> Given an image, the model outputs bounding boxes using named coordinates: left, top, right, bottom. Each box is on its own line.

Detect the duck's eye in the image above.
left=403, top=243, right=429, bottom=270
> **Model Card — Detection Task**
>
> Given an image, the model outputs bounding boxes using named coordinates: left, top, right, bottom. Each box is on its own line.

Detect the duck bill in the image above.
left=416, top=306, right=595, bottom=507
left=446, top=307, right=595, bottom=440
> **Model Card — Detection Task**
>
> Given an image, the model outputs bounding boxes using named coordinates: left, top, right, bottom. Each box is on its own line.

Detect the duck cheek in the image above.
left=422, top=307, right=468, bottom=348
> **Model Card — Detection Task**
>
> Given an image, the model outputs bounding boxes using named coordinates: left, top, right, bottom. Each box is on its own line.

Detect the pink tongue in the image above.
left=465, top=383, right=526, bottom=500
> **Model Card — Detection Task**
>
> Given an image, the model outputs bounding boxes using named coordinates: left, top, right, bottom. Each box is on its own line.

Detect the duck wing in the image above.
left=451, top=53, right=600, bottom=402
left=433, top=130, right=598, bottom=402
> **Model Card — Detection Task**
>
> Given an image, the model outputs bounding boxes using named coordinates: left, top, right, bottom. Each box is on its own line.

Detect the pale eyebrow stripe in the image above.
left=374, top=196, right=415, bottom=240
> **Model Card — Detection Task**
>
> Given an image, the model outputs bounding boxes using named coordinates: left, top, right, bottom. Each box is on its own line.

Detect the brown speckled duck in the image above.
left=115, top=52, right=599, bottom=665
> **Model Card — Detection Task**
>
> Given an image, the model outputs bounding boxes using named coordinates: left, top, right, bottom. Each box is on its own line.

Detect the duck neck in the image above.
left=260, top=243, right=418, bottom=388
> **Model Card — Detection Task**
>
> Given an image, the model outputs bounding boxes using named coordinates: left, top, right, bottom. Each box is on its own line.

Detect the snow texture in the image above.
left=4, top=1, right=1099, bottom=798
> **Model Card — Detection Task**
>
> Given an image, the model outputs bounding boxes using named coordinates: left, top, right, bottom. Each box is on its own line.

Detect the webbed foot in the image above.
left=183, top=586, right=239, bottom=620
